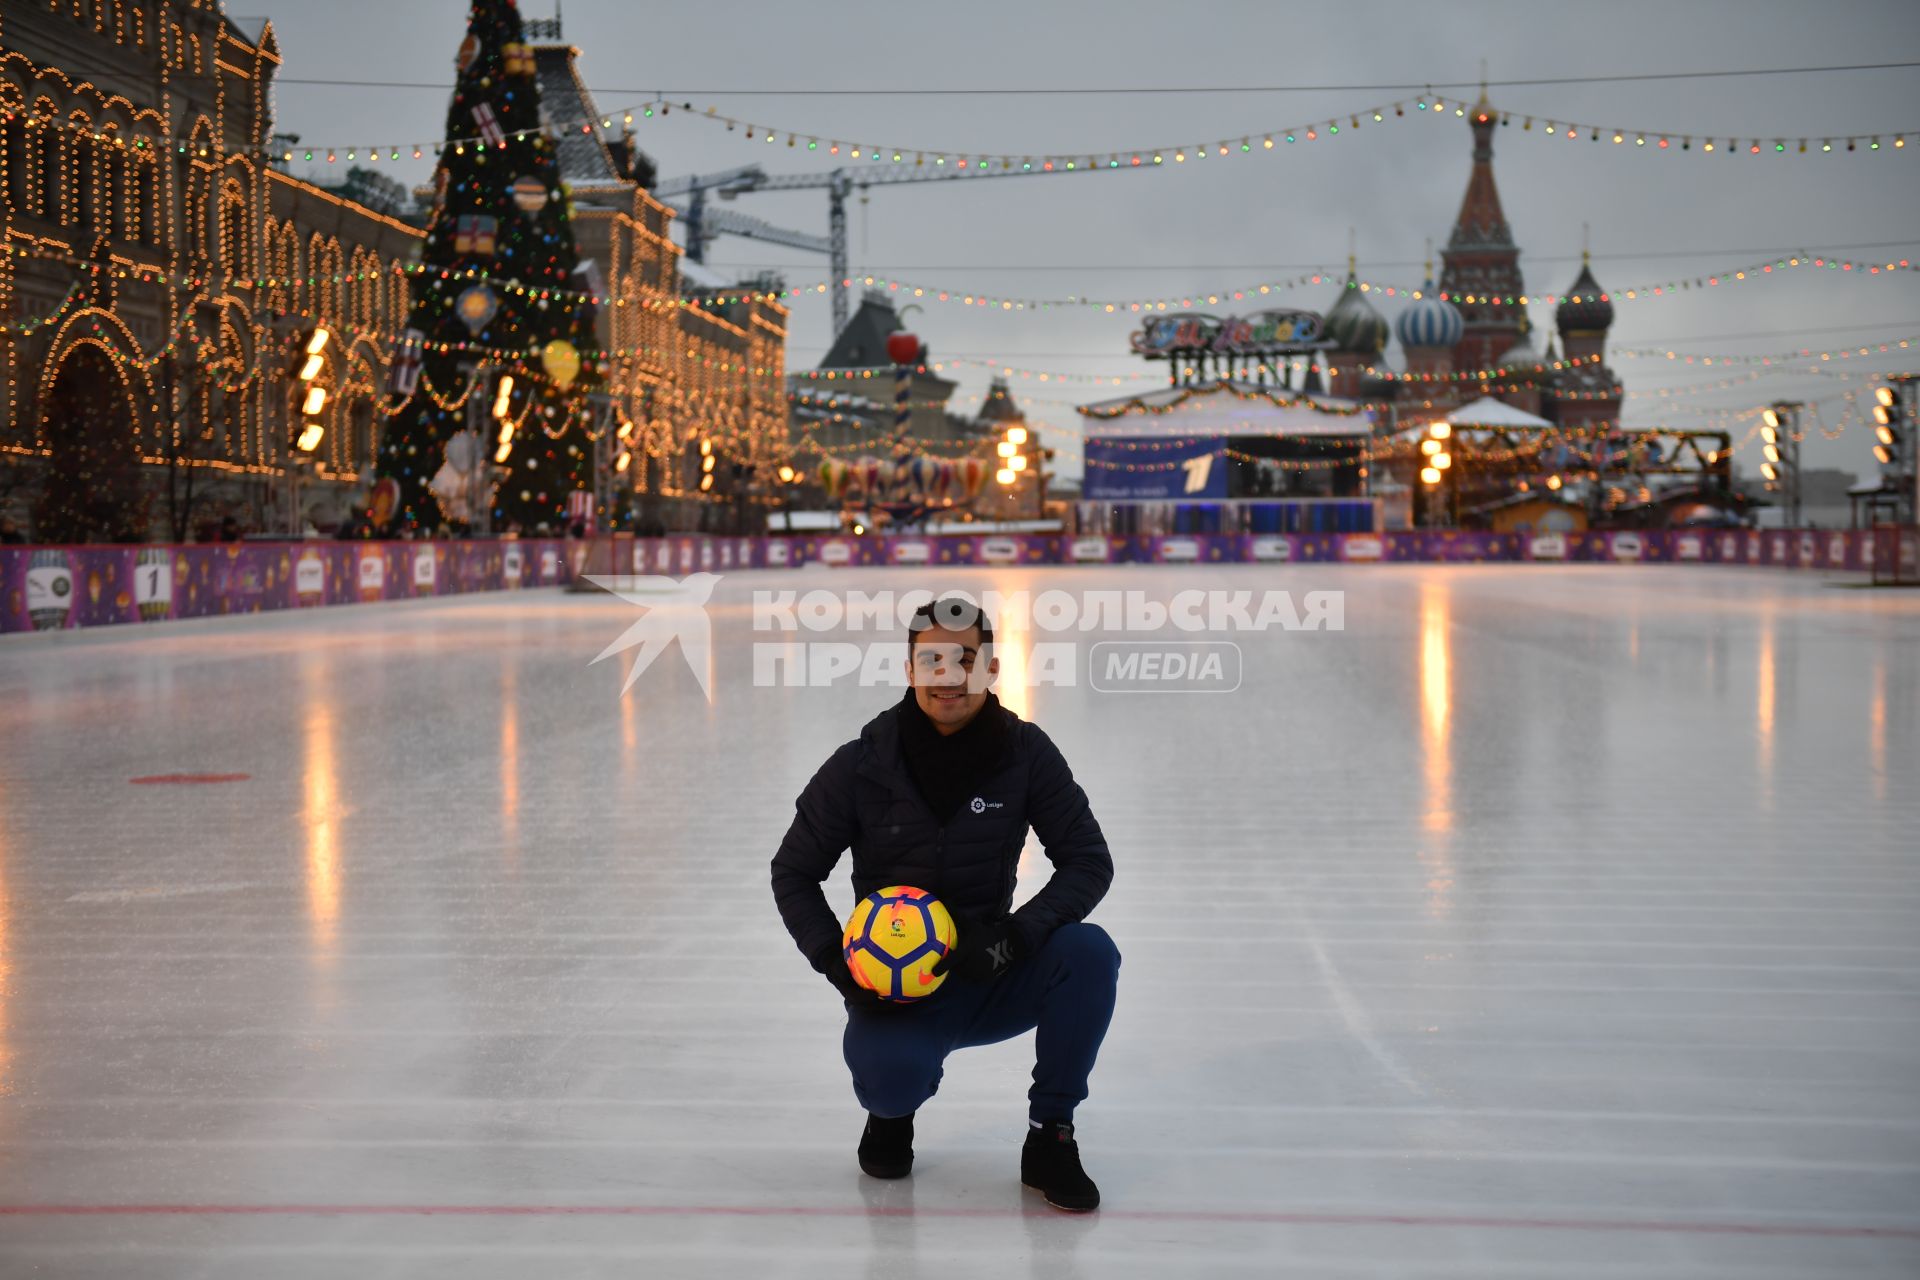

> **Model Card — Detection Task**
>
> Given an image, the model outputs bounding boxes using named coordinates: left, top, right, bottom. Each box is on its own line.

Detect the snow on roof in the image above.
left=677, top=257, right=734, bottom=292
left=532, top=45, right=624, bottom=187
left=1446, top=395, right=1554, bottom=429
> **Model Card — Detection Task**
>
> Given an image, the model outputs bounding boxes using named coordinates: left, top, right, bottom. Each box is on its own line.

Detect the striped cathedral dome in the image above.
left=1395, top=284, right=1465, bottom=350
left=1323, top=274, right=1391, bottom=355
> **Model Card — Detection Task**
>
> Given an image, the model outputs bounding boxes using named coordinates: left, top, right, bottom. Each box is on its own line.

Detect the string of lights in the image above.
left=1612, top=335, right=1918, bottom=364
left=19, top=239, right=1908, bottom=322
left=774, top=252, right=1917, bottom=317
left=12, top=76, right=1914, bottom=182
left=646, top=91, right=1917, bottom=172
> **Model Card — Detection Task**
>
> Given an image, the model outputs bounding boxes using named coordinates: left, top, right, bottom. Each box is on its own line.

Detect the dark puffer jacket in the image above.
left=771, top=696, right=1113, bottom=966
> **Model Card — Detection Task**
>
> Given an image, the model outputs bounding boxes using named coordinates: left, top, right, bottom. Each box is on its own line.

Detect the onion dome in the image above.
left=1496, top=318, right=1539, bottom=367
left=1395, top=280, right=1465, bottom=350
left=1555, top=260, right=1615, bottom=334
left=1493, top=327, right=1545, bottom=382
left=1323, top=271, right=1390, bottom=355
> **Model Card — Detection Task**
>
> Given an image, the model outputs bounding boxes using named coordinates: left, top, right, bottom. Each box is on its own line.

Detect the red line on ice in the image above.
left=128, top=774, right=251, bottom=785
left=0, top=1205, right=1914, bottom=1238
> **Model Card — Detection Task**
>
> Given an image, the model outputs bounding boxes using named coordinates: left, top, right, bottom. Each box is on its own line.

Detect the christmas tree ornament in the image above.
left=541, top=339, right=581, bottom=390
left=388, top=329, right=426, bottom=397
left=453, top=215, right=498, bottom=256
left=473, top=104, right=506, bottom=147
left=512, top=176, right=549, bottom=215
left=456, top=284, right=500, bottom=334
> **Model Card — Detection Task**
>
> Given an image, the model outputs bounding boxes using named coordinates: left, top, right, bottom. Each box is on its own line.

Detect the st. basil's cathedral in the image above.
left=1317, top=93, right=1624, bottom=440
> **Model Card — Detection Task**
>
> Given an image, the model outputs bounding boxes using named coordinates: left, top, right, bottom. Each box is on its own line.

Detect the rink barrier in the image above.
left=3, top=527, right=1905, bottom=634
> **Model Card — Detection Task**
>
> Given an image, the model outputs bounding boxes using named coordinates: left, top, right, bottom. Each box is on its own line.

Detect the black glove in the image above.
left=931, top=918, right=1026, bottom=984
left=811, top=941, right=893, bottom=1012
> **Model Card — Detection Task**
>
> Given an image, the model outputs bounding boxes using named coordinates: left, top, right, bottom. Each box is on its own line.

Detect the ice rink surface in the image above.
left=1, top=563, right=1917, bottom=1278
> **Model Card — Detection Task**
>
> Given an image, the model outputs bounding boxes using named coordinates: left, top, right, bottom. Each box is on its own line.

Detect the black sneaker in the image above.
left=1021, top=1120, right=1100, bottom=1212
left=858, top=1112, right=914, bottom=1179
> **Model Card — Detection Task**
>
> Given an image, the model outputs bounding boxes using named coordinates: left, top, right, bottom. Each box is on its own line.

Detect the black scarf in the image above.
left=897, top=688, right=1010, bottom=823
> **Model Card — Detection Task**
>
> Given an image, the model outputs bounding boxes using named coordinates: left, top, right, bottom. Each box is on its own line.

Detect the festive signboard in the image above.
left=1129, top=310, right=1325, bottom=358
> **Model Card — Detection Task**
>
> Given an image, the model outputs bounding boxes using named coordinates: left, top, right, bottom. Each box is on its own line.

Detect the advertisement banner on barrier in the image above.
left=1528, top=533, right=1569, bottom=561
left=1339, top=534, right=1386, bottom=562
left=1149, top=535, right=1237, bottom=563
left=294, top=548, right=328, bottom=605
left=1388, top=531, right=1520, bottom=562
left=1244, top=535, right=1295, bottom=563
left=1071, top=536, right=1113, bottom=563
left=975, top=536, right=1024, bottom=565
left=888, top=538, right=933, bottom=566
left=357, top=547, right=387, bottom=602
left=134, top=547, right=174, bottom=621
left=413, top=548, right=438, bottom=595
left=0, top=527, right=1890, bottom=635
left=1609, top=532, right=1648, bottom=562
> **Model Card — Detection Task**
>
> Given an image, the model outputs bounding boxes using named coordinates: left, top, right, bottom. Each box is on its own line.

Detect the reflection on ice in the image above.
left=0, top=565, right=1914, bottom=1277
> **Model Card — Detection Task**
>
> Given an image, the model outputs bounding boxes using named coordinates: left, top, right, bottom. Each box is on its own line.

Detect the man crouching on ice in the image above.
left=770, top=596, right=1119, bottom=1211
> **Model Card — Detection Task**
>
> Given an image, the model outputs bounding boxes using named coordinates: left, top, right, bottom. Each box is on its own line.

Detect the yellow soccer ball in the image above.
left=842, top=885, right=958, bottom=1002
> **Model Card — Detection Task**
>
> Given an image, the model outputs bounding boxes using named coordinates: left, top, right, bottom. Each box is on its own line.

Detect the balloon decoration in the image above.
left=368, top=477, right=401, bottom=529
left=886, top=331, right=921, bottom=365
left=810, top=453, right=1000, bottom=507
left=541, top=339, right=581, bottom=390
left=961, top=456, right=987, bottom=497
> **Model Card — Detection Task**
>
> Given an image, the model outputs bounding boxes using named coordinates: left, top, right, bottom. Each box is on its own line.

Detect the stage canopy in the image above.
left=1077, top=380, right=1373, bottom=439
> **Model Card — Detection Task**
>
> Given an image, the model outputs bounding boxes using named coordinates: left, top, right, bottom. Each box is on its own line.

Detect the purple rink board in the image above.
left=2, top=528, right=1890, bottom=634
left=3, top=540, right=575, bottom=634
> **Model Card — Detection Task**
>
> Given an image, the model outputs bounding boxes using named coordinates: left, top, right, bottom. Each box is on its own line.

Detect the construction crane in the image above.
left=653, top=163, right=1116, bottom=335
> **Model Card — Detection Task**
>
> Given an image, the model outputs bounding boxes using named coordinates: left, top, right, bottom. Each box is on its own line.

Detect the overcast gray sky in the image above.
left=240, top=0, right=1920, bottom=481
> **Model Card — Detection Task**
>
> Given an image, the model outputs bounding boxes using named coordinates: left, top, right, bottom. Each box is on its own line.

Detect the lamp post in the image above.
left=286, top=326, right=331, bottom=536
left=1761, top=402, right=1802, bottom=527
left=1871, top=379, right=1917, bottom=527
left=1418, top=420, right=1450, bottom=527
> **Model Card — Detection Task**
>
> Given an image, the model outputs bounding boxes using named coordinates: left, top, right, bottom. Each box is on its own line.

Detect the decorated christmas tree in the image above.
left=373, top=0, right=595, bottom=533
